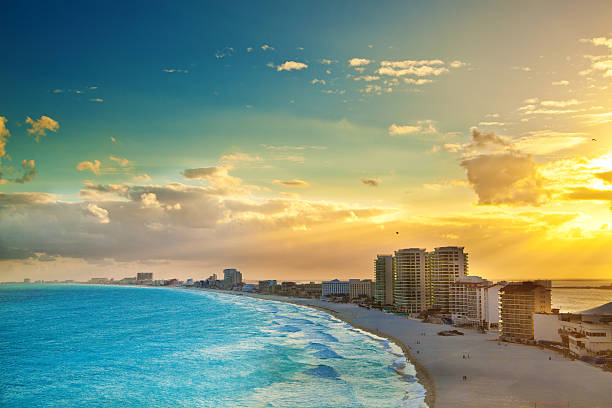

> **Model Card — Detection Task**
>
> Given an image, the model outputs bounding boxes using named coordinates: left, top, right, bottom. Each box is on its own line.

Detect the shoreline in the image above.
left=226, top=291, right=436, bottom=408
left=17, top=284, right=611, bottom=407
left=204, top=289, right=611, bottom=408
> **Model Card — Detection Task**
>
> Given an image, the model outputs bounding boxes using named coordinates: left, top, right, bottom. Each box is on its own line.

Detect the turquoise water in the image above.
left=0, top=285, right=426, bottom=408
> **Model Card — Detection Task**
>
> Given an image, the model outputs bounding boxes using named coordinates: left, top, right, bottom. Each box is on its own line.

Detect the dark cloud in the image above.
left=565, top=187, right=612, bottom=208
left=0, top=192, right=54, bottom=206
left=0, top=179, right=394, bottom=262
left=272, top=179, right=310, bottom=187
left=595, top=171, right=612, bottom=184
left=360, top=178, right=379, bottom=187
left=468, top=127, right=509, bottom=150
left=460, top=128, right=549, bottom=206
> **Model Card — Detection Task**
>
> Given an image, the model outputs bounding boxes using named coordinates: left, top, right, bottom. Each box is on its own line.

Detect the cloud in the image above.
left=77, top=160, right=101, bottom=175
left=449, top=60, right=466, bottom=68
left=595, top=171, right=612, bottom=184
left=403, top=78, right=433, bottom=85
left=80, top=182, right=129, bottom=199
left=422, top=179, right=470, bottom=190
left=323, top=88, right=347, bottom=95
left=261, top=44, right=274, bottom=51
left=591, top=59, right=612, bottom=77
left=110, top=136, right=117, bottom=144
left=388, top=123, right=420, bottom=136
left=468, top=128, right=509, bottom=150
left=460, top=128, right=549, bottom=206
left=540, top=99, right=581, bottom=107
left=577, top=111, right=612, bottom=126
left=311, top=78, right=327, bottom=85
left=219, top=153, right=262, bottom=163
left=478, top=121, right=505, bottom=126
left=513, top=131, right=587, bottom=155
left=359, top=84, right=387, bottom=94
left=564, top=187, right=612, bottom=209
left=377, top=59, right=448, bottom=77
left=89, top=98, right=104, bottom=102
left=580, top=37, right=612, bottom=48
left=360, top=178, right=379, bottom=187
left=348, top=58, right=371, bottom=67
left=272, top=179, right=310, bottom=187
left=276, top=61, right=308, bottom=72
left=181, top=165, right=253, bottom=195
left=388, top=120, right=436, bottom=136
left=0, top=180, right=396, bottom=268
left=0, top=116, right=9, bottom=160
left=109, top=155, right=130, bottom=167
left=85, top=203, right=110, bottom=224
left=512, top=66, right=532, bottom=72
left=279, top=192, right=300, bottom=198
left=261, top=145, right=326, bottom=151
left=354, top=75, right=380, bottom=82
left=140, top=192, right=161, bottom=209
left=215, top=47, right=234, bottom=58
left=132, top=174, right=152, bottom=182
left=0, top=192, right=55, bottom=206
left=162, top=68, right=188, bottom=73
left=13, top=159, right=36, bottom=184
left=320, top=59, right=334, bottom=65
left=517, top=99, right=586, bottom=115
left=552, top=80, right=570, bottom=86
left=25, top=115, right=59, bottom=142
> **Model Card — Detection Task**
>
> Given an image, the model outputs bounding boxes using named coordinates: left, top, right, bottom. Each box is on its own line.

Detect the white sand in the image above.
left=243, top=293, right=612, bottom=408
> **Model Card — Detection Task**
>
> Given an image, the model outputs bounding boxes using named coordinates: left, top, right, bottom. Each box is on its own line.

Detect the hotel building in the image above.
left=136, top=272, right=153, bottom=281
left=499, top=280, right=552, bottom=342
left=223, top=268, right=243, bottom=288
left=558, top=302, right=612, bottom=358
left=374, top=255, right=394, bottom=305
left=394, top=248, right=427, bottom=313
left=427, top=246, right=468, bottom=312
left=449, top=276, right=504, bottom=328
left=349, top=279, right=374, bottom=299
left=322, top=279, right=350, bottom=297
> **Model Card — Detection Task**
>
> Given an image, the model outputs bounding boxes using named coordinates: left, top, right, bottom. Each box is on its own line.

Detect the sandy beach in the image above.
left=238, top=293, right=612, bottom=408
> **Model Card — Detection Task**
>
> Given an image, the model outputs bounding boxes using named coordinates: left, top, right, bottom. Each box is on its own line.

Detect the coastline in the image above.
left=25, top=284, right=611, bottom=408
left=202, top=288, right=433, bottom=405
left=238, top=292, right=436, bottom=408
left=204, top=289, right=612, bottom=408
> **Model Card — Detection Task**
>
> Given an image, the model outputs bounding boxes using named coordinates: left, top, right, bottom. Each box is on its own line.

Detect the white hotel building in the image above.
left=449, top=276, right=504, bottom=329
left=557, top=303, right=612, bottom=357
left=322, top=279, right=349, bottom=297
left=322, top=279, right=374, bottom=299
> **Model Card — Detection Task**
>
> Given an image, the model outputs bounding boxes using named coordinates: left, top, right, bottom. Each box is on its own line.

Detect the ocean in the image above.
left=0, top=285, right=426, bottom=408
left=552, top=280, right=612, bottom=313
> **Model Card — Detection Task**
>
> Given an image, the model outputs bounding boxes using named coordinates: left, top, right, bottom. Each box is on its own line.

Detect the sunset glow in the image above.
left=1, top=1, right=612, bottom=282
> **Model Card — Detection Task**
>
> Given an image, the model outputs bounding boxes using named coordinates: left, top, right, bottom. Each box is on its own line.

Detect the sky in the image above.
left=1, top=0, right=612, bottom=282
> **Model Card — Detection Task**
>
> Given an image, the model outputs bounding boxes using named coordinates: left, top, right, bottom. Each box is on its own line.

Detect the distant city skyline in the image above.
left=2, top=1, right=612, bottom=282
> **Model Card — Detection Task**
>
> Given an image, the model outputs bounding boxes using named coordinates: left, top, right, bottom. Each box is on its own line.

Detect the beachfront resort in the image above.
left=39, top=245, right=609, bottom=365
left=14, top=245, right=612, bottom=408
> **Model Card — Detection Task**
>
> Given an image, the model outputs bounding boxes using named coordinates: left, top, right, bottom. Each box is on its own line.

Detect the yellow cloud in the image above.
left=25, top=115, right=59, bottom=142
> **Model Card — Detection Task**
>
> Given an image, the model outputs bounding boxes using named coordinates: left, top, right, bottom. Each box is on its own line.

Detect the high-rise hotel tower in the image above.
left=377, top=246, right=469, bottom=314
left=393, top=248, right=427, bottom=313
left=374, top=255, right=394, bottom=305
left=427, top=246, right=468, bottom=312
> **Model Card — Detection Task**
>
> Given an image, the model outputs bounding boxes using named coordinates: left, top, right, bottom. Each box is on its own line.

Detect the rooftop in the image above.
left=580, top=302, right=612, bottom=316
